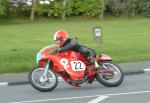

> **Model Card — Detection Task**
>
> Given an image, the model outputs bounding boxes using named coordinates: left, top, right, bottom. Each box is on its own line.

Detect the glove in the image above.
left=52, top=48, right=60, bottom=54
left=52, top=49, right=58, bottom=54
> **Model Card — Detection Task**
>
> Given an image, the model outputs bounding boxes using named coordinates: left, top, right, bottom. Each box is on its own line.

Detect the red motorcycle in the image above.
left=29, top=44, right=124, bottom=92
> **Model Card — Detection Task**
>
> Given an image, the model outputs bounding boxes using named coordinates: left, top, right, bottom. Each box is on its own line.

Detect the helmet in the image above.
left=54, top=30, right=68, bottom=47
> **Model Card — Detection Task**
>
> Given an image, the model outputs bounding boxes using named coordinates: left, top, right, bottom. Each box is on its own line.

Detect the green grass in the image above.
left=0, top=17, right=150, bottom=73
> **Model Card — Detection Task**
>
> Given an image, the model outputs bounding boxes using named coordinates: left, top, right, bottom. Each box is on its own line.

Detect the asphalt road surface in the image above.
left=0, top=74, right=150, bottom=103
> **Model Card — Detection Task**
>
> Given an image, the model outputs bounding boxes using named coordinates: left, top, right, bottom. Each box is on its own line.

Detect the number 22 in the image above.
left=73, top=62, right=83, bottom=70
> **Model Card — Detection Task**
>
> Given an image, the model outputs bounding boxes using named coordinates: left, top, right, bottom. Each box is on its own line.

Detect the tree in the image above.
left=30, top=0, right=35, bottom=20
left=99, top=0, right=105, bottom=19
left=62, top=0, right=67, bottom=20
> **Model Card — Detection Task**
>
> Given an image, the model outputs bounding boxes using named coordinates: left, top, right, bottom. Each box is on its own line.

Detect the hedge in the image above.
left=0, top=0, right=150, bottom=18
left=106, top=0, right=150, bottom=17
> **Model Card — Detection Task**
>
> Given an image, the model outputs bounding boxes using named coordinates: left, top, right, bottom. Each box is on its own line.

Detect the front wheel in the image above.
left=96, top=62, right=124, bottom=87
left=28, top=67, right=58, bottom=92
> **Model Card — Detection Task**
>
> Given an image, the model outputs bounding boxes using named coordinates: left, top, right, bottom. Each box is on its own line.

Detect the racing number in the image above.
left=73, top=61, right=83, bottom=70
left=71, top=61, right=86, bottom=71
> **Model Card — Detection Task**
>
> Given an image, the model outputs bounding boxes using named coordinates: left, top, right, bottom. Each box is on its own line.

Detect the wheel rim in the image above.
left=98, top=63, right=122, bottom=83
left=31, top=68, right=57, bottom=89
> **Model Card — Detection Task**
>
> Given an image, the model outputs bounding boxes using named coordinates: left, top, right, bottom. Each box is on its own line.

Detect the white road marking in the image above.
left=9, top=95, right=100, bottom=103
left=9, top=90, right=150, bottom=103
left=106, top=90, right=150, bottom=96
left=0, top=82, right=8, bottom=87
left=88, top=96, right=109, bottom=103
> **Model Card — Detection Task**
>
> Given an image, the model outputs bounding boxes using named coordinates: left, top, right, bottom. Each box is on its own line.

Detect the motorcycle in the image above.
left=28, top=44, right=124, bottom=92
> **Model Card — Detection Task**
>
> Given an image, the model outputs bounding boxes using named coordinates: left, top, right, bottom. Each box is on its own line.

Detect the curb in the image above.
left=0, top=81, right=29, bottom=87
left=124, top=68, right=150, bottom=75
left=124, top=70, right=144, bottom=75
left=0, top=69, right=150, bottom=87
left=0, top=77, right=63, bottom=87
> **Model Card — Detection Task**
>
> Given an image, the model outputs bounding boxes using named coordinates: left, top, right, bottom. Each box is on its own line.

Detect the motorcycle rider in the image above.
left=53, top=30, right=100, bottom=71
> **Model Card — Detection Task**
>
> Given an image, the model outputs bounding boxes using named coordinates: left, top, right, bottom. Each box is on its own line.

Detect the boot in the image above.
left=87, top=56, right=100, bottom=71
left=93, top=60, right=101, bottom=71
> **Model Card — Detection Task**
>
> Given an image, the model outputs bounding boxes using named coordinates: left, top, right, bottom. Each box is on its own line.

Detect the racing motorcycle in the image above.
left=28, top=44, right=124, bottom=92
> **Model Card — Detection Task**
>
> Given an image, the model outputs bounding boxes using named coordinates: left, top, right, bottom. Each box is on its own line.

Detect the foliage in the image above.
left=0, top=0, right=9, bottom=17
left=105, top=0, right=150, bottom=17
left=106, top=0, right=137, bottom=16
left=137, top=0, right=150, bottom=17
left=35, top=0, right=63, bottom=17
left=34, top=0, right=105, bottom=18
left=0, top=0, right=105, bottom=18
left=66, top=0, right=104, bottom=17
left=0, top=0, right=150, bottom=19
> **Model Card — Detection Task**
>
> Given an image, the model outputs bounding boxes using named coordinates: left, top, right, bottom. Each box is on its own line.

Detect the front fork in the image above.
left=98, top=62, right=114, bottom=79
left=39, top=60, right=50, bottom=83
left=97, top=61, right=107, bottom=69
left=43, top=60, right=50, bottom=77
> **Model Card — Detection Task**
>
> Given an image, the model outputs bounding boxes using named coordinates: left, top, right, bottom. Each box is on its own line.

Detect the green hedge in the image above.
left=35, top=0, right=63, bottom=17
left=0, top=0, right=105, bottom=18
left=138, top=0, right=150, bottom=17
left=0, top=0, right=9, bottom=17
left=106, top=0, right=150, bottom=17
left=35, top=0, right=104, bottom=17
left=66, top=0, right=104, bottom=17
left=0, top=0, right=150, bottom=18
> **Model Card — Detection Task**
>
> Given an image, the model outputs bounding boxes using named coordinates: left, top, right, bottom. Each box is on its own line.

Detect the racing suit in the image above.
left=58, top=38, right=96, bottom=60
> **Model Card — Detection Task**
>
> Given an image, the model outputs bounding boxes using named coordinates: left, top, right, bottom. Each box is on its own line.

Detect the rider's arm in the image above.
left=58, top=39, right=79, bottom=52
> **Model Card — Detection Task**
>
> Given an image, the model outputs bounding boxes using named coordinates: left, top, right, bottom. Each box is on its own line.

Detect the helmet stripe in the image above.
left=54, top=31, right=59, bottom=41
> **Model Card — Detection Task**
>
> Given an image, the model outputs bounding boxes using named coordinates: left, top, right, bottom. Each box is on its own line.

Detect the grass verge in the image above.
left=0, top=17, right=150, bottom=73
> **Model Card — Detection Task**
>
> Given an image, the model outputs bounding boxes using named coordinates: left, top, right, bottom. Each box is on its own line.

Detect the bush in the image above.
left=0, top=0, right=9, bottom=17
left=106, top=0, right=137, bottom=17
left=66, top=0, right=104, bottom=17
left=105, top=0, right=150, bottom=17
left=137, top=0, right=150, bottom=17
left=35, top=0, right=63, bottom=17
left=34, top=0, right=105, bottom=18
left=1, top=0, right=149, bottom=19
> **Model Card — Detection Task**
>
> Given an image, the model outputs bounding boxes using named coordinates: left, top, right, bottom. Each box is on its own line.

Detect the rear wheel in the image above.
left=29, top=67, right=58, bottom=92
left=96, top=62, right=124, bottom=87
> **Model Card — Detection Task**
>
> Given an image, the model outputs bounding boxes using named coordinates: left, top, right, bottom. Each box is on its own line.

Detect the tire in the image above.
left=28, top=67, right=58, bottom=92
left=96, top=62, right=124, bottom=87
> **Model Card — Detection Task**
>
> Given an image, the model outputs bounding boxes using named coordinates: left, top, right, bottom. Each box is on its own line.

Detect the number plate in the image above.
left=71, top=61, right=86, bottom=71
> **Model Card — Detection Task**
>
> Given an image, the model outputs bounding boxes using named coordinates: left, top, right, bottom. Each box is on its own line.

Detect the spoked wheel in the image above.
left=96, top=62, right=124, bottom=87
left=29, top=67, right=58, bottom=92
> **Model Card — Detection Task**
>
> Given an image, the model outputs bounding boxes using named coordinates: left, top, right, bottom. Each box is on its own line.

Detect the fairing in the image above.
left=96, top=54, right=112, bottom=61
left=36, top=44, right=88, bottom=80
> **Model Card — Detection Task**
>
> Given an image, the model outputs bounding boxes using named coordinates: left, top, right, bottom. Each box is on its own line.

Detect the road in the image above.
left=0, top=74, right=150, bottom=103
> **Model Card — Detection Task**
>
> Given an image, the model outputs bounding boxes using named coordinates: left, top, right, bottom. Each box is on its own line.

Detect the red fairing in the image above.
left=39, top=46, right=89, bottom=80
left=96, top=54, right=112, bottom=61
left=56, top=51, right=88, bottom=80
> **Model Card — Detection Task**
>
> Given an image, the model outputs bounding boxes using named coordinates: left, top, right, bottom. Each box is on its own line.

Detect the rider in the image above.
left=53, top=30, right=100, bottom=71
